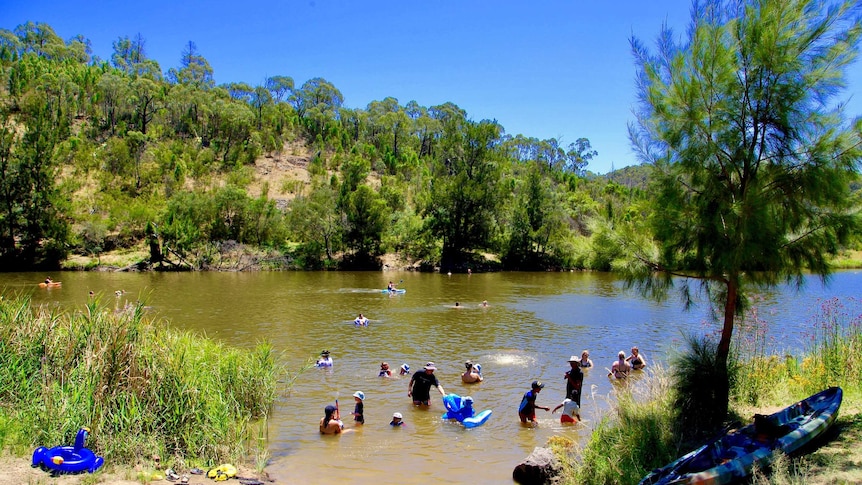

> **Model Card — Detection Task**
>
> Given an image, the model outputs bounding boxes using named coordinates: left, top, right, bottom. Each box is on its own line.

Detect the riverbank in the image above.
left=557, top=296, right=862, bottom=485
left=0, top=296, right=280, bottom=485
left=58, top=244, right=862, bottom=273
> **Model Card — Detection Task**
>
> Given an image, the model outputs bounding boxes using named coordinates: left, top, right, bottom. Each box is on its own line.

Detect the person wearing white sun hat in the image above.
left=408, top=362, right=445, bottom=406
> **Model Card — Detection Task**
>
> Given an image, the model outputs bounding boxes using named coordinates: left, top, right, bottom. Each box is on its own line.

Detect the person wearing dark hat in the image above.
left=461, top=360, right=483, bottom=383
left=320, top=404, right=349, bottom=434
left=316, top=350, right=333, bottom=367
left=408, top=362, right=446, bottom=406
left=565, top=355, right=584, bottom=406
left=518, top=380, right=550, bottom=424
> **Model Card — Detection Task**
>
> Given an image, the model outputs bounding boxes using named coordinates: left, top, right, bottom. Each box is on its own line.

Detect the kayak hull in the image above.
left=638, top=387, right=842, bottom=485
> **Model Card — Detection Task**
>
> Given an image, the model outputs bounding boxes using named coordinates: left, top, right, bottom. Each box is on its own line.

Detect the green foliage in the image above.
left=569, top=369, right=677, bottom=485
left=672, top=334, right=738, bottom=438
left=626, top=0, right=862, bottom=421
left=0, top=294, right=282, bottom=466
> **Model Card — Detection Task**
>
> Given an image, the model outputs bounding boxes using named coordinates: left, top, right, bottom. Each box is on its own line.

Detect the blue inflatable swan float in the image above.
left=32, top=427, right=104, bottom=474
left=442, top=394, right=492, bottom=428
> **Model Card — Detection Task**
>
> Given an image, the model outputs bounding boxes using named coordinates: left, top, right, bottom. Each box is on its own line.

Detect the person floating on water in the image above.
left=354, top=313, right=369, bottom=326
left=408, top=362, right=446, bottom=406
left=609, top=351, right=630, bottom=379
left=565, top=356, right=584, bottom=406
left=518, top=380, right=550, bottom=425
left=316, top=350, right=333, bottom=367
left=379, top=362, right=392, bottom=377
left=351, top=391, right=365, bottom=425
left=462, top=360, right=483, bottom=383
left=626, top=346, right=647, bottom=370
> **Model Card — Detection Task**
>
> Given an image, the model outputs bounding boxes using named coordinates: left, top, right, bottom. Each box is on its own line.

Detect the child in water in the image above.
left=552, top=397, right=581, bottom=423
left=390, top=412, right=404, bottom=426
left=351, top=391, right=365, bottom=424
left=379, top=362, right=392, bottom=377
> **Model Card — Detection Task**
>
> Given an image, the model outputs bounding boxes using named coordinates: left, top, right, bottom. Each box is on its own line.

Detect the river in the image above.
left=2, top=270, right=860, bottom=484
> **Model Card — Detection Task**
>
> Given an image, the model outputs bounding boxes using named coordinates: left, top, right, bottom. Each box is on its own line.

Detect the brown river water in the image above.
left=2, top=270, right=860, bottom=484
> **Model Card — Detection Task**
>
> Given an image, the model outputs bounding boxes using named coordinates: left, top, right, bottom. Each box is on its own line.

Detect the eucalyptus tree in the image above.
left=111, top=34, right=161, bottom=79
left=425, top=116, right=504, bottom=270
left=266, top=75, right=294, bottom=103
left=628, top=0, right=862, bottom=423
left=345, top=184, right=387, bottom=261
left=167, top=41, right=215, bottom=89
left=290, top=77, right=343, bottom=140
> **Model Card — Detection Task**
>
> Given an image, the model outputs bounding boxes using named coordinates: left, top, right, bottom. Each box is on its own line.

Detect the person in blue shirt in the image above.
left=518, top=381, right=549, bottom=425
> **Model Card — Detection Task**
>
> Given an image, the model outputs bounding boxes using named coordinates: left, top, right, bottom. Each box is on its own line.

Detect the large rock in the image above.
left=512, top=446, right=561, bottom=485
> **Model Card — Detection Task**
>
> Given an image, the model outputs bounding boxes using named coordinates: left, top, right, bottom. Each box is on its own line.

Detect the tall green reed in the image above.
left=567, top=367, right=678, bottom=485
left=0, top=293, right=284, bottom=469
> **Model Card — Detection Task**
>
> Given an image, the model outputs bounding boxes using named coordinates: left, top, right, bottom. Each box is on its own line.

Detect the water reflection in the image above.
left=2, top=270, right=860, bottom=483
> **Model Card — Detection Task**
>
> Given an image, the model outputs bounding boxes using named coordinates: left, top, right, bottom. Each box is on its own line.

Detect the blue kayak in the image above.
left=381, top=288, right=406, bottom=294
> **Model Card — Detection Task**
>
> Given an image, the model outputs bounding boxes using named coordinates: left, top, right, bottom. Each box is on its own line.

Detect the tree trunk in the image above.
left=715, top=278, right=737, bottom=424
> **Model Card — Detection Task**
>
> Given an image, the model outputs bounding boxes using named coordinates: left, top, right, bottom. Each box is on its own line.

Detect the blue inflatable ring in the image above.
left=32, top=428, right=104, bottom=474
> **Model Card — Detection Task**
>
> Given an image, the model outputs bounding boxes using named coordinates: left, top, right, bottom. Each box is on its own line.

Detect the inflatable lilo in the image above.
left=442, top=394, right=492, bottom=428
left=32, top=427, right=104, bottom=474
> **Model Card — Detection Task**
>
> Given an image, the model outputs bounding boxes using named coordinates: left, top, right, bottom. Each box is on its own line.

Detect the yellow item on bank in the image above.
left=207, top=463, right=237, bottom=481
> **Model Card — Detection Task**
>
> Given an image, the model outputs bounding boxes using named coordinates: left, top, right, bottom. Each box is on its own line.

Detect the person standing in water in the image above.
left=316, top=350, right=333, bottom=367
left=408, top=362, right=446, bottom=406
left=626, top=346, right=647, bottom=370
left=320, top=404, right=353, bottom=434
left=564, top=356, right=584, bottom=406
left=462, top=360, right=483, bottom=383
left=351, top=391, right=365, bottom=425
left=518, top=380, right=550, bottom=425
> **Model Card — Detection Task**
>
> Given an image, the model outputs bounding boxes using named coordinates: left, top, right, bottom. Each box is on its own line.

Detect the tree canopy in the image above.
left=627, top=0, right=862, bottom=424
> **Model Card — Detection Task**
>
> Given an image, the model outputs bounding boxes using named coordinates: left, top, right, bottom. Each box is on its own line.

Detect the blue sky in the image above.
left=2, top=1, right=861, bottom=174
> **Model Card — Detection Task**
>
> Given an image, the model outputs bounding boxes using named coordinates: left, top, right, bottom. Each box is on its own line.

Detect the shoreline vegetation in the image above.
left=551, top=297, right=862, bottom=485
left=0, top=293, right=286, bottom=483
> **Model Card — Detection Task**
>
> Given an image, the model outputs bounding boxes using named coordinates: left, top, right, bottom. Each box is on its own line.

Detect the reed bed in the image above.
left=0, top=293, right=282, bottom=469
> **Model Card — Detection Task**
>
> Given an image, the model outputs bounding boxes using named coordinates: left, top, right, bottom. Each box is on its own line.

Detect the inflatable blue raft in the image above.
left=442, top=394, right=492, bottom=428
left=32, top=427, right=104, bottom=474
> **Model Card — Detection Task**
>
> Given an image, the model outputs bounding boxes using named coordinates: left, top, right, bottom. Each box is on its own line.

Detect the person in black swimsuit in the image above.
left=626, top=346, right=646, bottom=370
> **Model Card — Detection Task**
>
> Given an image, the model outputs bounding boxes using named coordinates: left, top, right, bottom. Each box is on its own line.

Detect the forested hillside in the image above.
left=0, top=22, right=699, bottom=271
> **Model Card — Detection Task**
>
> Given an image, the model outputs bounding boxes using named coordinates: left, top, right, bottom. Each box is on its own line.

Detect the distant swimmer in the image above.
left=379, top=362, right=392, bottom=377
left=354, top=313, right=369, bottom=326
left=316, top=350, right=333, bottom=367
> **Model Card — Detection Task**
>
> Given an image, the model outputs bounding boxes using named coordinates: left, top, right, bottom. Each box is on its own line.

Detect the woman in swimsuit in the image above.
left=579, top=350, right=593, bottom=368
left=626, top=346, right=646, bottom=370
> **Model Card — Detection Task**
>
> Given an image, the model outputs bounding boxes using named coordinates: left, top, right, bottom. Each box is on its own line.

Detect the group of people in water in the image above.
left=317, top=345, right=646, bottom=434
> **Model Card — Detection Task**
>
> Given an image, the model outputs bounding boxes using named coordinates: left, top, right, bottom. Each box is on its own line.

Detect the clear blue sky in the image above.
left=2, top=1, right=861, bottom=174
